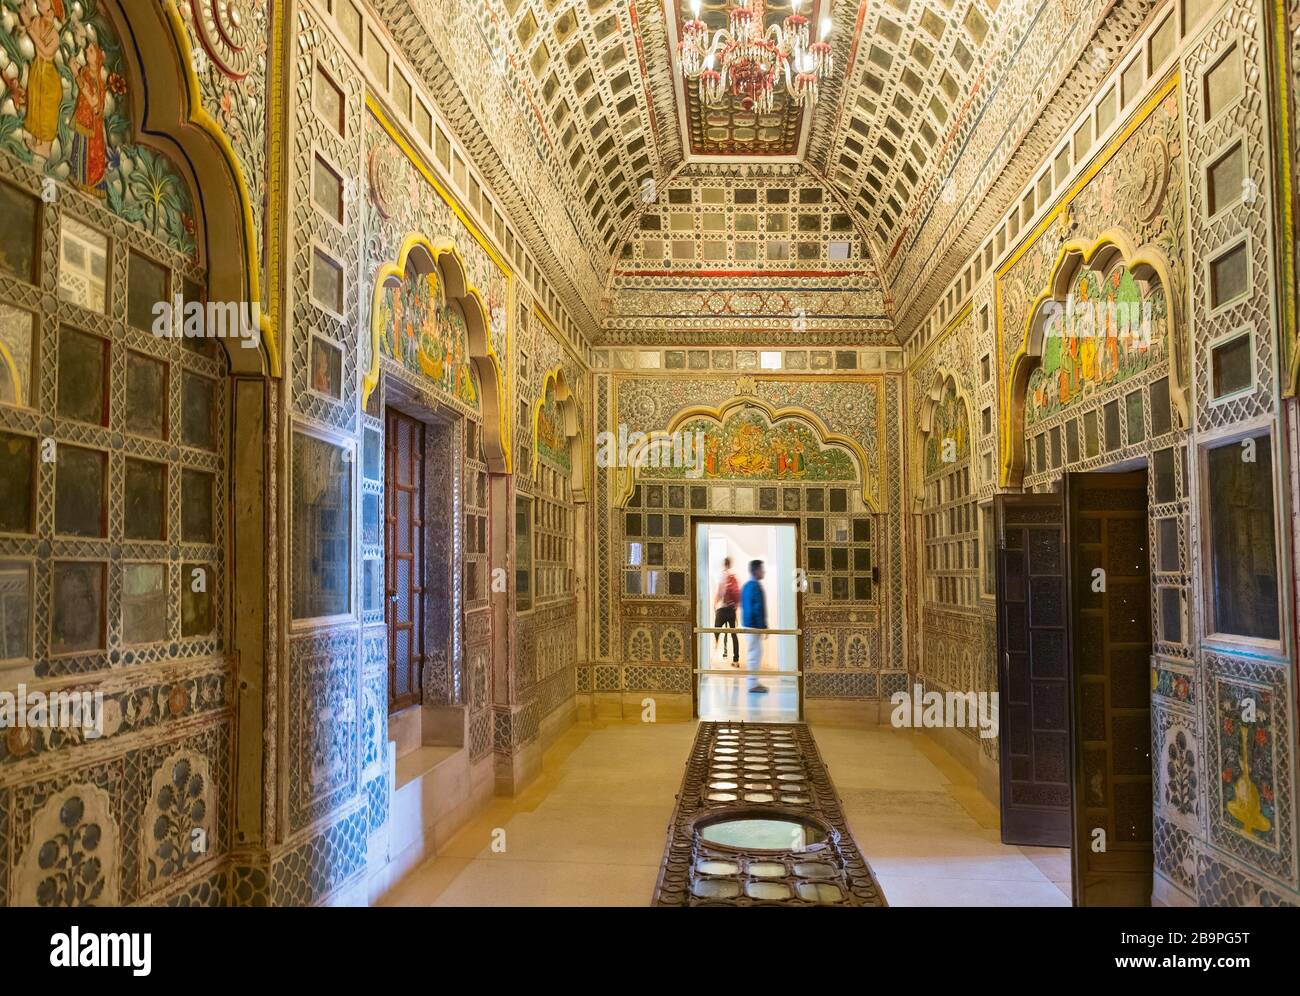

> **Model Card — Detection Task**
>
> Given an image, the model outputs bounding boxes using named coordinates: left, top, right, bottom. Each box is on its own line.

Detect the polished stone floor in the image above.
left=698, top=672, right=800, bottom=722
left=380, top=720, right=1071, bottom=907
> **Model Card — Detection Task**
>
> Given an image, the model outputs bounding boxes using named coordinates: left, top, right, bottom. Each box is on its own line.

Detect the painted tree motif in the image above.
left=0, top=0, right=198, bottom=255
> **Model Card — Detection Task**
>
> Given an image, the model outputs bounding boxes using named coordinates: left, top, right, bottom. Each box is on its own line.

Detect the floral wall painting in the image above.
left=375, top=258, right=480, bottom=411
left=1216, top=680, right=1277, bottom=848
left=1025, top=267, right=1167, bottom=426
left=0, top=0, right=197, bottom=256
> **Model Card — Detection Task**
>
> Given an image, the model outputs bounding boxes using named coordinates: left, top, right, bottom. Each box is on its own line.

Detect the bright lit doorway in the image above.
left=694, top=520, right=800, bottom=722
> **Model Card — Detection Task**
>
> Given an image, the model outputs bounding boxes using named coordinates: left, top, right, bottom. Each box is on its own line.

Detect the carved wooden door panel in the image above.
left=995, top=493, right=1072, bottom=847
left=385, top=408, right=425, bottom=711
left=1066, top=471, right=1153, bottom=906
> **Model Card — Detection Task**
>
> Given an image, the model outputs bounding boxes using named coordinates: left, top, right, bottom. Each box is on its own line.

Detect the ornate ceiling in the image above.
left=667, top=0, right=829, bottom=158
left=387, top=0, right=1146, bottom=340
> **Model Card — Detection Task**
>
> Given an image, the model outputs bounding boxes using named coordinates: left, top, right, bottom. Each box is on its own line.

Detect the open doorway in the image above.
left=995, top=469, right=1153, bottom=905
left=693, top=520, right=800, bottom=722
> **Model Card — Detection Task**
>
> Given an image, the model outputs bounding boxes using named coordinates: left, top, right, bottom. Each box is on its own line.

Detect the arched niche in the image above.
left=107, top=0, right=276, bottom=375
left=1001, top=229, right=1188, bottom=488
left=532, top=366, right=585, bottom=502
left=914, top=370, right=975, bottom=508
left=363, top=234, right=509, bottom=473
left=614, top=396, right=877, bottom=512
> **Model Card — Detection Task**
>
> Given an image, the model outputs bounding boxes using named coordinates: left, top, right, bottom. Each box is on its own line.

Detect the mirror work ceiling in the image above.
left=454, top=1, right=1137, bottom=330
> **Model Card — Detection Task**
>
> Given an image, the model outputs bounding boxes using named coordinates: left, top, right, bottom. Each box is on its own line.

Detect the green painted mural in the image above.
left=1026, top=267, right=1167, bottom=426
left=924, top=383, right=970, bottom=476
left=0, top=0, right=198, bottom=256
left=535, top=376, right=570, bottom=474
left=375, top=263, right=480, bottom=409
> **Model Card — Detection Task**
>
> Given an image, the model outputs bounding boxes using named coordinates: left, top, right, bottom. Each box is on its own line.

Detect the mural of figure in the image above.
left=70, top=43, right=108, bottom=194
left=19, top=0, right=64, bottom=156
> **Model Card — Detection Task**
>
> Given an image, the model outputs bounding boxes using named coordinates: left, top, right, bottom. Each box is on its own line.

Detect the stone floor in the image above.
left=380, top=719, right=1072, bottom=907
left=698, top=672, right=800, bottom=722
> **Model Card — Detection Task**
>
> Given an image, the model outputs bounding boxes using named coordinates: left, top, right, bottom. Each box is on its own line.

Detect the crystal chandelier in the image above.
left=678, top=0, right=835, bottom=114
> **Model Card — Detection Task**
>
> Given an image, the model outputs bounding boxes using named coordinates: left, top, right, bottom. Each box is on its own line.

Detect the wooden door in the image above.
left=1066, top=471, right=1153, bottom=906
left=385, top=408, right=425, bottom=711
left=995, top=493, right=1072, bottom=846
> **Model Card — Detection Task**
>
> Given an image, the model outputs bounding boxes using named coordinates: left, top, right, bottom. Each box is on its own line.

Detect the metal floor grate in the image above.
left=652, top=721, right=887, bottom=906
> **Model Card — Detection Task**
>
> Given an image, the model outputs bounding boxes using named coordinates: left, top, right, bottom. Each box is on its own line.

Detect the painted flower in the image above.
left=1261, top=783, right=1274, bottom=803
left=1223, top=717, right=1234, bottom=735
left=1222, top=767, right=1234, bottom=782
left=1174, top=677, right=1189, bottom=700
left=107, top=72, right=126, bottom=96
left=1255, top=727, right=1268, bottom=748
left=181, top=213, right=195, bottom=235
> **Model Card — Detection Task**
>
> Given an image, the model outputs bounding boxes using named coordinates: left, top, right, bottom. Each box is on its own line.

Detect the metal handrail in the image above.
left=693, top=626, right=801, bottom=636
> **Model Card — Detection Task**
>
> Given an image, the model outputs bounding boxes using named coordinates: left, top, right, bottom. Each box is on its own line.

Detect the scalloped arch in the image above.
left=363, top=233, right=510, bottom=473
left=615, top=395, right=878, bottom=512
left=111, top=1, right=277, bottom=375
left=531, top=365, right=587, bottom=500
left=1001, top=229, right=1188, bottom=488
left=913, top=367, right=977, bottom=506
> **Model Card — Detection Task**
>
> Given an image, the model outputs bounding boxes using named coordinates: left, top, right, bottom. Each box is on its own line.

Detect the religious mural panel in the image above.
left=535, top=375, right=570, bottom=474
left=375, top=262, right=480, bottom=410
left=654, top=408, right=858, bottom=483
left=0, top=0, right=197, bottom=256
left=1026, top=270, right=1167, bottom=427
left=924, top=383, right=970, bottom=476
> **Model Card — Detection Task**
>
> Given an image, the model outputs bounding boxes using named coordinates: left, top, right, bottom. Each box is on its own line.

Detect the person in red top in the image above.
left=713, top=557, right=740, bottom=665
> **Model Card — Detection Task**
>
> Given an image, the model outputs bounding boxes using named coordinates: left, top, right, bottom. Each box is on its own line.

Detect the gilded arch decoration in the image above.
left=0, top=0, right=275, bottom=373
left=363, top=233, right=509, bottom=473
left=614, top=395, right=878, bottom=512
left=1000, top=230, right=1188, bottom=488
left=532, top=365, right=586, bottom=499
left=913, top=367, right=976, bottom=507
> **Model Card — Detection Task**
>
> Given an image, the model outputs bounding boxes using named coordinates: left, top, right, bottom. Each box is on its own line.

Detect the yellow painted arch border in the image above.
left=364, top=233, right=511, bottom=473
left=913, top=365, right=978, bottom=507
left=0, top=337, right=24, bottom=405
left=999, top=229, right=1188, bottom=487
left=159, top=2, right=279, bottom=375
left=530, top=365, right=587, bottom=495
left=613, top=394, right=880, bottom=512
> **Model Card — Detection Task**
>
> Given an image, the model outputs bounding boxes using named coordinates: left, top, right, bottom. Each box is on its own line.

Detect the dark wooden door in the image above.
left=385, top=408, right=425, bottom=711
left=995, top=493, right=1072, bottom=846
left=1066, top=471, right=1153, bottom=906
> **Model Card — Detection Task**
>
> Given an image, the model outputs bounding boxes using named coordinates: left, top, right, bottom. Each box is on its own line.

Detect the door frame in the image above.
left=689, top=516, right=804, bottom=721
left=380, top=376, right=461, bottom=713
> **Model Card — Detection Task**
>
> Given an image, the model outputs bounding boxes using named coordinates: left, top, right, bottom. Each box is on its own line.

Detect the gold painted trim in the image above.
left=611, top=392, right=882, bottom=512
left=911, top=366, right=978, bottom=507
left=995, top=73, right=1185, bottom=488
left=530, top=300, right=589, bottom=373
left=366, top=94, right=518, bottom=466
left=1271, top=0, right=1299, bottom=395
left=0, top=337, right=24, bottom=405
left=161, top=2, right=279, bottom=376
left=910, top=301, right=973, bottom=370
left=365, top=95, right=511, bottom=275
left=363, top=233, right=511, bottom=472
left=529, top=365, right=585, bottom=487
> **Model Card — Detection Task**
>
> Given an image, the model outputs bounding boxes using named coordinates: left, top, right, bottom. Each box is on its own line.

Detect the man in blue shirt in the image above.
left=740, top=559, right=768, bottom=694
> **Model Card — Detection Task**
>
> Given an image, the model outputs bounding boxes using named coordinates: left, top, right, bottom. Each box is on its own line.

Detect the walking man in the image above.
left=713, top=557, right=740, bottom=665
left=741, top=560, right=769, bottom=694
